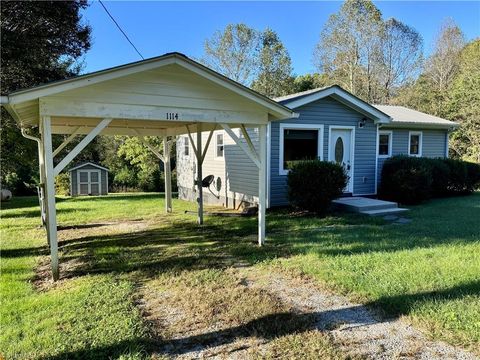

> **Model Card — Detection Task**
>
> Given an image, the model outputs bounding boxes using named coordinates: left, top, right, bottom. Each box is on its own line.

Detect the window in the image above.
left=409, top=131, right=422, bottom=156
left=215, top=133, right=224, bottom=158
left=378, top=131, right=392, bottom=158
left=184, top=137, right=190, bottom=156
left=279, top=124, right=323, bottom=175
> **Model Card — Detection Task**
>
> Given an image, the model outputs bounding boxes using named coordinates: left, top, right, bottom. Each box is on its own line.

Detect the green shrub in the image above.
left=287, top=160, right=347, bottom=215
left=379, top=155, right=432, bottom=205
left=55, top=173, right=70, bottom=196
left=443, top=158, right=468, bottom=194
left=465, top=161, right=480, bottom=192
left=424, top=158, right=451, bottom=197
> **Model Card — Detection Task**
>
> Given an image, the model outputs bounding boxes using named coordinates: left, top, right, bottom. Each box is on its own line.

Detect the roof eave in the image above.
left=382, top=122, right=459, bottom=130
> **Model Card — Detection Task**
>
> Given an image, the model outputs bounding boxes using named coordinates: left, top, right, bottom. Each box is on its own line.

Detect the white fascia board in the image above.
left=283, top=86, right=391, bottom=124
left=384, top=122, right=459, bottom=130
left=68, top=162, right=110, bottom=172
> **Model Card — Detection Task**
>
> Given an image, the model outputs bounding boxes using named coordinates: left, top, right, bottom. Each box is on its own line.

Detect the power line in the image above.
left=98, top=0, right=144, bottom=60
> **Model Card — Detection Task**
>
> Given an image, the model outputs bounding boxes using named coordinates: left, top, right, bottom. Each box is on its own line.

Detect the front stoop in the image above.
left=332, top=197, right=409, bottom=216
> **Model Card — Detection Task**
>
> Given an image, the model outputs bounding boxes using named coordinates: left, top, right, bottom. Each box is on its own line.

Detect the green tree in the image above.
left=202, top=23, right=260, bottom=85
left=251, top=28, right=294, bottom=98
left=313, top=0, right=383, bottom=101
left=292, top=73, right=333, bottom=93
left=1, top=0, right=91, bottom=194
left=447, top=40, right=480, bottom=162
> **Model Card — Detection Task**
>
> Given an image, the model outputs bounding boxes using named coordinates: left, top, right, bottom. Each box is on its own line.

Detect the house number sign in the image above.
left=166, top=112, right=179, bottom=120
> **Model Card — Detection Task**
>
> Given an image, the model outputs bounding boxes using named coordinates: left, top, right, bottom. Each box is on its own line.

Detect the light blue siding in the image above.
left=270, top=97, right=377, bottom=207
left=377, top=129, right=448, bottom=184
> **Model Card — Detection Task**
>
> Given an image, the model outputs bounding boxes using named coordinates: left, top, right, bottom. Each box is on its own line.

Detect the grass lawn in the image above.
left=1, top=192, right=479, bottom=359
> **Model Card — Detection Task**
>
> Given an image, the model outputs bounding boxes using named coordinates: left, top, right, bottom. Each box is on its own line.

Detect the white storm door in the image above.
left=329, top=128, right=354, bottom=193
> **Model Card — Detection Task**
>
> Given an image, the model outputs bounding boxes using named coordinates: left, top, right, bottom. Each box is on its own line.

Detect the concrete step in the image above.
left=362, top=207, right=410, bottom=216
left=332, top=197, right=398, bottom=212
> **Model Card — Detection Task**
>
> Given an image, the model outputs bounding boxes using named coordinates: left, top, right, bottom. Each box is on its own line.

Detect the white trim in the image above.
left=408, top=131, right=423, bottom=157
left=266, top=122, right=271, bottom=208
left=281, top=86, right=391, bottom=124
left=68, top=162, right=109, bottom=172
left=214, top=131, right=225, bottom=160
left=445, top=132, right=449, bottom=158
left=183, top=136, right=190, bottom=157
left=278, top=123, right=324, bottom=176
left=328, top=126, right=355, bottom=193
left=377, top=130, right=393, bottom=158
left=375, top=124, right=379, bottom=195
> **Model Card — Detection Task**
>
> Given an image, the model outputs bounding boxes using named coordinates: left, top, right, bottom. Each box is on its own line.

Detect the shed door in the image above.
left=77, top=170, right=101, bottom=195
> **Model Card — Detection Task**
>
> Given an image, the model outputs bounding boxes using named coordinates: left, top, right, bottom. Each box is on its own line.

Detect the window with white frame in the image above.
left=215, top=132, right=224, bottom=158
left=279, top=124, right=323, bottom=175
left=378, top=131, right=392, bottom=157
left=184, top=137, right=190, bottom=156
left=409, top=131, right=422, bottom=156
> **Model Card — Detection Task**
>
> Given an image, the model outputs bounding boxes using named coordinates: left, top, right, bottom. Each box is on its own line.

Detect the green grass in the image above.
left=1, top=192, right=479, bottom=358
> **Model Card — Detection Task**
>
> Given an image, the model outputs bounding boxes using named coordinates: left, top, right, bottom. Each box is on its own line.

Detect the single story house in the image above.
left=177, top=85, right=458, bottom=208
left=68, top=162, right=109, bottom=196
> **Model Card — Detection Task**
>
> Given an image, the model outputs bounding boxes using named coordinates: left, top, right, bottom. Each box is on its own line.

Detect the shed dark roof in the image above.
left=68, top=162, right=109, bottom=172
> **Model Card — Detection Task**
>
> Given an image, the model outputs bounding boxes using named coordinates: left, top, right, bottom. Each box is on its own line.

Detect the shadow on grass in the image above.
left=38, top=311, right=316, bottom=360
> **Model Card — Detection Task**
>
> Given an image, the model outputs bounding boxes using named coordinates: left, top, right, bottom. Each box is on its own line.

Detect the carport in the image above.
left=1, top=52, right=296, bottom=280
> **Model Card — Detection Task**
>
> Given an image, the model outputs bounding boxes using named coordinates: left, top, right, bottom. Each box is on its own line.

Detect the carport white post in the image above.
left=40, top=116, right=59, bottom=280
left=220, top=123, right=267, bottom=246
left=40, top=117, right=112, bottom=280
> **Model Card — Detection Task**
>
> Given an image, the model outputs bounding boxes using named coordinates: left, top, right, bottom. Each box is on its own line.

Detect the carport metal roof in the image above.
left=2, top=52, right=297, bottom=280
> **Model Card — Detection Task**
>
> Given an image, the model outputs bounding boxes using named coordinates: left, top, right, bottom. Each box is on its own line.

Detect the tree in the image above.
left=202, top=23, right=260, bottom=85
left=426, top=19, right=465, bottom=93
left=251, top=29, right=294, bottom=98
left=291, top=73, right=333, bottom=93
left=379, top=18, right=423, bottom=103
left=313, top=0, right=383, bottom=101
left=447, top=40, right=480, bottom=162
left=0, top=1, right=91, bottom=194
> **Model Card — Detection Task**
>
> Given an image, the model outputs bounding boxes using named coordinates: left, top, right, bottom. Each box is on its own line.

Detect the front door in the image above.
left=329, top=128, right=354, bottom=193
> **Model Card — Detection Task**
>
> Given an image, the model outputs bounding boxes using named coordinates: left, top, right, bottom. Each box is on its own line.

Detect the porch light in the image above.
left=358, top=117, right=367, bottom=128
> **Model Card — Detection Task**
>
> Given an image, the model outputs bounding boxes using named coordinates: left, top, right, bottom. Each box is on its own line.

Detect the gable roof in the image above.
left=3, top=52, right=296, bottom=127
left=68, top=162, right=109, bottom=172
left=374, top=105, right=459, bottom=129
left=275, top=85, right=391, bottom=124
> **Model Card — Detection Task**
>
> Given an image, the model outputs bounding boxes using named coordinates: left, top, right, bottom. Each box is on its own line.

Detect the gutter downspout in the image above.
left=21, top=128, right=47, bottom=229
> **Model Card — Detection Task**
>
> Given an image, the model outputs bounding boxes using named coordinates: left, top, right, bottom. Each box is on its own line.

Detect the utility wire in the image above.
left=98, top=0, right=145, bottom=60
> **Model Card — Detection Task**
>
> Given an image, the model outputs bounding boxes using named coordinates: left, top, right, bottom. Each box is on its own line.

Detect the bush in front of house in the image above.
left=466, top=161, right=480, bottom=192
left=380, top=156, right=480, bottom=204
left=379, top=155, right=432, bottom=204
left=287, top=160, right=348, bottom=215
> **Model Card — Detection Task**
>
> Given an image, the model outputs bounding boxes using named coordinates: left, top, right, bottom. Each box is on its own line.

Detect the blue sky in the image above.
left=81, top=1, right=480, bottom=76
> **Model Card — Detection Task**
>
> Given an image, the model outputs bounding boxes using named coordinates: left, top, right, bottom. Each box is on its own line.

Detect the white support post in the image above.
left=163, top=136, right=172, bottom=213
left=54, top=118, right=111, bottom=176
left=52, top=126, right=81, bottom=158
left=258, top=124, right=267, bottom=246
left=41, top=116, right=59, bottom=280
left=196, top=124, right=203, bottom=225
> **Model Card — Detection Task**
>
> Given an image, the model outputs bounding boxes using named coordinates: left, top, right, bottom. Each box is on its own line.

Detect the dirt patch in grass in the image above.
left=32, top=219, right=150, bottom=290
left=139, top=268, right=325, bottom=359
left=57, top=219, right=149, bottom=241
